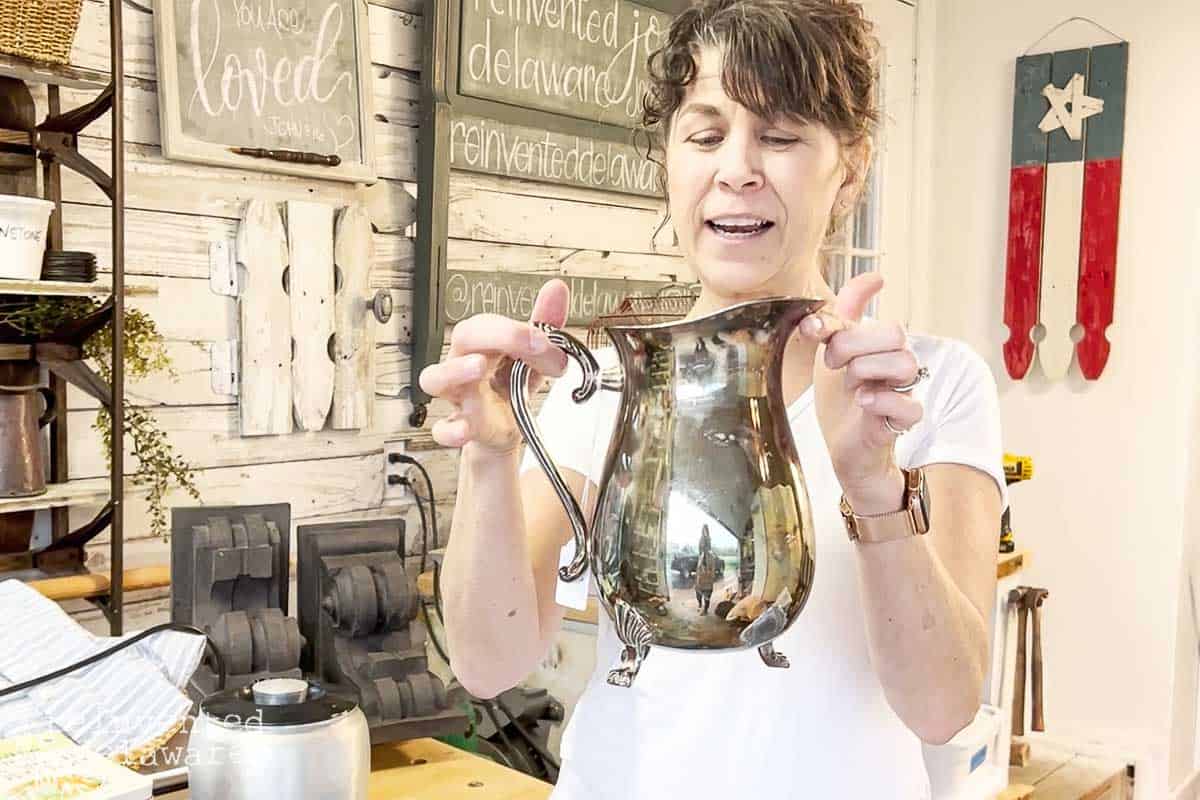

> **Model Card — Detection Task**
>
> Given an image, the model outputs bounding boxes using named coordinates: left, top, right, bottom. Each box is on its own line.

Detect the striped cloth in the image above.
left=0, top=579, right=204, bottom=762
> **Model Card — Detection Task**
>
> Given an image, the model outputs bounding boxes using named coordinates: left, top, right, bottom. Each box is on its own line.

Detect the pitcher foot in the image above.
left=608, top=599, right=653, bottom=687
left=758, top=642, right=789, bottom=669
left=607, top=644, right=650, bottom=687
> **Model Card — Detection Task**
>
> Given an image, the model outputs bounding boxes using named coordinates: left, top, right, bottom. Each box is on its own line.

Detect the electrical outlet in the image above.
left=383, top=439, right=410, bottom=503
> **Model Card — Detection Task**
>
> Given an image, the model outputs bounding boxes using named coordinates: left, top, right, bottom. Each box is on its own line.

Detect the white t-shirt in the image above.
left=519, top=332, right=1007, bottom=800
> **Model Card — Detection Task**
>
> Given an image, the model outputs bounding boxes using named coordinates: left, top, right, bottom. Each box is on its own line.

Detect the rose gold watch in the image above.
left=840, top=467, right=931, bottom=544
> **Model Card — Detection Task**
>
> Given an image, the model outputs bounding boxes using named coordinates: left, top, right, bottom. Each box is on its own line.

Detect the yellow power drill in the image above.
left=999, top=453, right=1033, bottom=553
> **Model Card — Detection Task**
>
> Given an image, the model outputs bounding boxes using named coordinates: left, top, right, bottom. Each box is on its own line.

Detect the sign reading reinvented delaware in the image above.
left=450, top=0, right=672, bottom=196
left=459, top=0, right=671, bottom=127
left=152, top=0, right=376, bottom=182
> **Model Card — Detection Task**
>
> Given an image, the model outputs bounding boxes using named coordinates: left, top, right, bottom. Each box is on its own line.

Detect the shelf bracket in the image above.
left=38, top=83, right=113, bottom=134
left=42, top=352, right=112, bottom=408
left=35, top=130, right=114, bottom=199
left=39, top=502, right=114, bottom=557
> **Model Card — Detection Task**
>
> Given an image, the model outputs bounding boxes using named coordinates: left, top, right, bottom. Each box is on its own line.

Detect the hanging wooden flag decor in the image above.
left=1002, top=41, right=1128, bottom=381
left=1002, top=53, right=1051, bottom=381
left=1076, top=43, right=1128, bottom=380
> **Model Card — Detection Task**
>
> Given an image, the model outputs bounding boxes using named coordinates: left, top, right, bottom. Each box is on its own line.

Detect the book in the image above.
left=0, top=732, right=153, bottom=800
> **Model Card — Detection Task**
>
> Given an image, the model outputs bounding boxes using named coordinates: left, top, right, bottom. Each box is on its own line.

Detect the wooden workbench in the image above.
left=1003, top=739, right=1132, bottom=799
left=159, top=738, right=553, bottom=799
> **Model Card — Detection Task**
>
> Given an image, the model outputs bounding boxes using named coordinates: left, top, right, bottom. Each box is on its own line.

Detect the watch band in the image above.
left=840, top=467, right=931, bottom=544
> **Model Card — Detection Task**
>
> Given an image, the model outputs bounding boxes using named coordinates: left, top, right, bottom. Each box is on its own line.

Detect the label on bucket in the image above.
left=0, top=225, right=45, bottom=242
left=969, top=744, right=988, bottom=772
left=0, top=196, right=54, bottom=282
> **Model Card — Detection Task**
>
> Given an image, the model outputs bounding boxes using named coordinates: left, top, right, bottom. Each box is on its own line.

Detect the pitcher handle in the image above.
left=509, top=322, right=601, bottom=583
left=37, top=387, right=57, bottom=427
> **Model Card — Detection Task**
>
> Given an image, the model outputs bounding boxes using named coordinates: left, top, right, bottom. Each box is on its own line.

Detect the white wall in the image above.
left=914, top=1, right=1200, bottom=796
left=1169, top=210, right=1200, bottom=795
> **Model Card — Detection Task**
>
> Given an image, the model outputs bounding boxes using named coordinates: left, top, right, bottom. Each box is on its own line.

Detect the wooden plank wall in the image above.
left=43, top=0, right=684, bottom=630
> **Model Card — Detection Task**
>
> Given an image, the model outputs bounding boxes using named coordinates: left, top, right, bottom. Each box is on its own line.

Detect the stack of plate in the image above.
left=41, top=250, right=97, bottom=283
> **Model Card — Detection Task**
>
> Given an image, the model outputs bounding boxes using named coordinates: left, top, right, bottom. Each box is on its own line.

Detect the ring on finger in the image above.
left=891, top=365, right=930, bottom=394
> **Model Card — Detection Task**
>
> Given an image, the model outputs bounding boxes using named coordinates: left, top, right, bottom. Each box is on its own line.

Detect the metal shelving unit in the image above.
left=0, top=0, right=128, bottom=634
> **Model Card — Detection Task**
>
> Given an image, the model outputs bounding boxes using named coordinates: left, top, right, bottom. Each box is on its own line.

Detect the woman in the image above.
left=419, top=0, right=1005, bottom=796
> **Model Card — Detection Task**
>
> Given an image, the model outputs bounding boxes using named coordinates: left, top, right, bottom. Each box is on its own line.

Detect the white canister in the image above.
left=0, top=195, right=55, bottom=281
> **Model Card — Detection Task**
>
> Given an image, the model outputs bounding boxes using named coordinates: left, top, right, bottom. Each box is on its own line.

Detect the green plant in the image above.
left=0, top=297, right=199, bottom=539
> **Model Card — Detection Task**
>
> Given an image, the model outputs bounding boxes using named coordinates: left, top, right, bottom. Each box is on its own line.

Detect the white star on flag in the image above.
left=1039, top=73, right=1104, bottom=141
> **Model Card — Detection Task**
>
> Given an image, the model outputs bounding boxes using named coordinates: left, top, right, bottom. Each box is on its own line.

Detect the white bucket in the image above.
left=922, top=704, right=1003, bottom=799
left=0, top=195, right=55, bottom=281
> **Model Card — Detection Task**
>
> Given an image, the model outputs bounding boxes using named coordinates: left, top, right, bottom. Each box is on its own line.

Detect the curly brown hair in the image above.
left=641, top=0, right=881, bottom=153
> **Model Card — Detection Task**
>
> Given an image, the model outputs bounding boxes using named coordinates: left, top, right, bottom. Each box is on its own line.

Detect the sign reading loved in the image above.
left=154, top=0, right=374, bottom=181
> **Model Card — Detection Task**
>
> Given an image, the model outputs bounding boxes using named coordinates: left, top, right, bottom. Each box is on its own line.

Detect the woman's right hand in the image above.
left=418, top=279, right=570, bottom=456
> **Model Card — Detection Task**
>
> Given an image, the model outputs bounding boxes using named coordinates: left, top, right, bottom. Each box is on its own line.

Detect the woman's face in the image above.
left=666, top=46, right=854, bottom=301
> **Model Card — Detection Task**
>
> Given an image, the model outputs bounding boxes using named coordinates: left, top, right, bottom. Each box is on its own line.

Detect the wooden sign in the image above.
left=153, top=0, right=376, bottom=182
left=1002, top=42, right=1128, bottom=381
left=443, top=0, right=676, bottom=196
left=457, top=0, right=673, bottom=129
left=444, top=270, right=688, bottom=326
left=288, top=200, right=336, bottom=431
left=236, top=200, right=292, bottom=437
left=408, top=0, right=683, bottom=421
left=450, top=113, right=659, bottom=196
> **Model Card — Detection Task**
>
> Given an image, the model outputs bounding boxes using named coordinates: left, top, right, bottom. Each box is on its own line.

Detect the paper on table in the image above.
left=0, top=580, right=204, bottom=764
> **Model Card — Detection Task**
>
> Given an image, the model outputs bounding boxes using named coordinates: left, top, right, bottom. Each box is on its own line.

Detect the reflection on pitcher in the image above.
left=512, top=298, right=821, bottom=684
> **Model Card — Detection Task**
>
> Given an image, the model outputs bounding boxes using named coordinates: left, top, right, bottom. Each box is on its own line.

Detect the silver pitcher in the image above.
left=511, top=297, right=824, bottom=687
left=0, top=361, right=56, bottom=498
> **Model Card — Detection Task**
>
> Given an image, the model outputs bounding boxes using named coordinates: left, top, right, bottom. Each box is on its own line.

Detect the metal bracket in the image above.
left=34, top=131, right=114, bottom=199
left=210, top=239, right=240, bottom=296
left=38, top=83, right=114, bottom=135
left=209, top=340, right=239, bottom=396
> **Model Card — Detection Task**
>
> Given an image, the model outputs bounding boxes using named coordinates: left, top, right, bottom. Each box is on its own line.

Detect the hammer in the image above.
left=1027, top=587, right=1050, bottom=732
left=1010, top=587, right=1028, bottom=736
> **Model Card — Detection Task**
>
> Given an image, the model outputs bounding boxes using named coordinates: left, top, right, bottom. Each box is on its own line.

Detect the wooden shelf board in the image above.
left=27, top=565, right=171, bottom=602
left=1008, top=741, right=1131, bottom=800
left=0, top=278, right=157, bottom=297
left=0, top=477, right=117, bottom=513
left=0, top=53, right=110, bottom=90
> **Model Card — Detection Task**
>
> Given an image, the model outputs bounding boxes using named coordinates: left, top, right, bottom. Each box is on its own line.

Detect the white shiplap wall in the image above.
left=40, top=0, right=683, bottom=629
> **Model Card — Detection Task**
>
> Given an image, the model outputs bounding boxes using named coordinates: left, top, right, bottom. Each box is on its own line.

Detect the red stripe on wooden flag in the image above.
left=1076, top=157, right=1122, bottom=380
left=1003, top=164, right=1046, bottom=380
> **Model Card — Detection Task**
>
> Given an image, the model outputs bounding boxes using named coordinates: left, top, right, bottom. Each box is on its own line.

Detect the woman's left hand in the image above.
left=800, top=273, right=925, bottom=515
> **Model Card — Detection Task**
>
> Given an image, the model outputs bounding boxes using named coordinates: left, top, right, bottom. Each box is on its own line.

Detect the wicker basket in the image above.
left=0, top=0, right=83, bottom=64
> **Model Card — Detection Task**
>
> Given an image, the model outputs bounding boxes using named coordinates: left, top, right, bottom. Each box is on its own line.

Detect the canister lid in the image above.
left=251, top=677, right=310, bottom=705
left=199, top=679, right=357, bottom=728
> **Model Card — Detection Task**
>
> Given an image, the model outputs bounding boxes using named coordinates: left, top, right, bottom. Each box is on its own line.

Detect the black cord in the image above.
left=399, top=455, right=439, bottom=555
left=412, top=488, right=430, bottom=576
left=0, top=623, right=224, bottom=699
left=433, top=559, right=447, bottom=628
left=473, top=737, right=516, bottom=770
left=482, top=700, right=535, bottom=776
left=409, top=486, right=454, bottom=674
left=420, top=600, right=453, bottom=669
left=395, top=453, right=449, bottom=640
left=495, top=696, right=561, bottom=774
